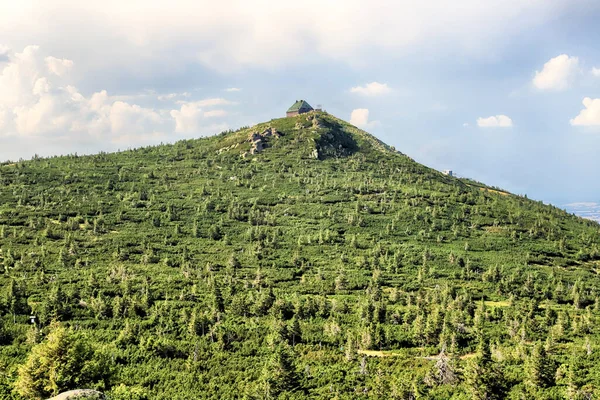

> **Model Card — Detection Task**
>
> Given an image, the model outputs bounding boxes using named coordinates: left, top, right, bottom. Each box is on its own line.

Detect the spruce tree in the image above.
left=345, top=331, right=357, bottom=361
left=0, top=317, right=8, bottom=345
left=212, top=284, right=224, bottom=313
left=526, top=342, right=555, bottom=388
left=15, top=324, right=108, bottom=399
left=464, top=337, right=504, bottom=400
left=288, top=316, right=301, bottom=346
left=260, top=344, right=299, bottom=397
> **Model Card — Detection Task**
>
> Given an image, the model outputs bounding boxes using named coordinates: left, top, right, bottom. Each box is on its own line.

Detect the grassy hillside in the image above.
left=1, top=111, right=599, bottom=399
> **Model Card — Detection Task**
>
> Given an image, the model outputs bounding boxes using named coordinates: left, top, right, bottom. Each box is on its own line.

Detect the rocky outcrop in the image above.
left=312, top=115, right=322, bottom=129
left=48, top=389, right=105, bottom=400
left=248, top=127, right=281, bottom=154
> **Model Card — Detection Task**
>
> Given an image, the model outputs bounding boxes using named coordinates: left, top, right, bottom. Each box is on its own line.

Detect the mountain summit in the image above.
left=1, top=111, right=600, bottom=399
left=216, top=111, right=397, bottom=160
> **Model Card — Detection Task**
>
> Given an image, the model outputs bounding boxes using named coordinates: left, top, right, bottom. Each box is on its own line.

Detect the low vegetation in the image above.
left=0, top=112, right=599, bottom=399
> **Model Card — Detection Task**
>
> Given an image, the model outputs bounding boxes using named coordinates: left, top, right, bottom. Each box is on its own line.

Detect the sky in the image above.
left=1, top=1, right=600, bottom=211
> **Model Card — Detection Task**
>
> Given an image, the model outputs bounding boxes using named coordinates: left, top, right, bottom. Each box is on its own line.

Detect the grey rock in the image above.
left=47, top=389, right=105, bottom=400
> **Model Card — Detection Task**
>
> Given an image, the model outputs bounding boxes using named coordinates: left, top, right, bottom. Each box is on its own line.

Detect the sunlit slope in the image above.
left=0, top=111, right=599, bottom=399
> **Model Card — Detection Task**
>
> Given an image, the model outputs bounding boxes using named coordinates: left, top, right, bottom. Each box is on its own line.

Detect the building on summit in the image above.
left=286, top=100, right=314, bottom=117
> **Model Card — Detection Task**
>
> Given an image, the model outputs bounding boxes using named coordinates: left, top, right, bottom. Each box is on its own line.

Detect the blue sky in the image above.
left=1, top=0, right=600, bottom=208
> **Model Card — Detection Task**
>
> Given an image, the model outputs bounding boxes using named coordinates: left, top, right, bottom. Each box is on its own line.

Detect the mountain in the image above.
left=1, top=111, right=599, bottom=399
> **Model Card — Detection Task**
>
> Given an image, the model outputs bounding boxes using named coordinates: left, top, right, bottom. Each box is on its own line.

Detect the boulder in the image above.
left=47, top=389, right=105, bottom=400
left=248, top=127, right=281, bottom=154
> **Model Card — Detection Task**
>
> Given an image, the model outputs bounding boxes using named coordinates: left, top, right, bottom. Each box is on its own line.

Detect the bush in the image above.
left=14, top=324, right=109, bottom=399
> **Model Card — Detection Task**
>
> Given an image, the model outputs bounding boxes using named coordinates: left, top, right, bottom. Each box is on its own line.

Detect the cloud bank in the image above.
left=0, top=1, right=579, bottom=74
left=0, top=46, right=231, bottom=142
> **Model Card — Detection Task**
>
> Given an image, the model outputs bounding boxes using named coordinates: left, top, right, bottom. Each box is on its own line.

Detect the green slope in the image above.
left=0, top=111, right=599, bottom=399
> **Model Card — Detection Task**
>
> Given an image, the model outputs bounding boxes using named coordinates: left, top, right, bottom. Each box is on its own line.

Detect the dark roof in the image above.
left=287, top=100, right=313, bottom=113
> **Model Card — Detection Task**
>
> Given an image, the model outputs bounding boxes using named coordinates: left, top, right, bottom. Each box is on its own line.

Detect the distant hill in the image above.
left=1, top=111, right=599, bottom=399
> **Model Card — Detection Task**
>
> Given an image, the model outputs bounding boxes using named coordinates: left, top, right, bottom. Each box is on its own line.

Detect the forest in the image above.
left=0, top=111, right=599, bottom=399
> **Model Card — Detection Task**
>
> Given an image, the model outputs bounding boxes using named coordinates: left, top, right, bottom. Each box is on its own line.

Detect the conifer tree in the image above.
left=526, top=342, right=555, bottom=388
left=288, top=316, right=301, bottom=346
left=260, top=344, right=299, bottom=398
left=0, top=317, right=9, bottom=345
left=4, top=279, right=24, bottom=323
left=424, top=344, right=457, bottom=387
left=15, top=324, right=108, bottom=399
left=464, top=337, right=504, bottom=400
left=345, top=331, right=357, bottom=361
left=212, top=284, right=224, bottom=313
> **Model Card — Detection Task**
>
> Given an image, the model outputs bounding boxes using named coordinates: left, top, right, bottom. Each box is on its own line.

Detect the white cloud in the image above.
left=0, top=1, right=579, bottom=73
left=45, top=56, right=73, bottom=76
left=463, top=122, right=470, bottom=127
left=158, top=92, right=190, bottom=101
left=350, top=108, right=380, bottom=129
left=204, top=109, right=227, bottom=118
left=32, top=77, right=50, bottom=95
left=533, top=54, right=580, bottom=90
left=174, top=98, right=234, bottom=107
left=195, top=98, right=234, bottom=107
left=170, top=101, right=230, bottom=133
left=108, top=101, right=163, bottom=134
left=565, top=202, right=599, bottom=208
left=570, top=97, right=600, bottom=127
left=350, top=109, right=369, bottom=127
left=225, top=87, right=241, bottom=92
left=13, top=94, right=60, bottom=135
left=0, top=45, right=230, bottom=140
left=592, top=67, right=600, bottom=77
left=350, top=82, right=392, bottom=96
left=477, top=115, right=513, bottom=128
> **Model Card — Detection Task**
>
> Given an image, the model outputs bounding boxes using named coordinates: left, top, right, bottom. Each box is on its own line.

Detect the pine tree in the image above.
left=228, top=254, right=240, bottom=270
left=0, top=317, right=9, bottom=345
left=38, top=284, right=71, bottom=325
left=526, top=342, right=555, bottom=388
left=564, top=357, right=587, bottom=400
left=335, top=270, right=348, bottom=292
left=473, top=301, right=486, bottom=339
left=464, top=337, right=504, bottom=400
left=14, top=323, right=109, bottom=399
left=209, top=224, right=221, bottom=240
left=212, top=284, right=224, bottom=313
left=260, top=344, right=299, bottom=397
left=4, top=279, right=24, bottom=323
left=288, top=316, right=301, bottom=346
left=424, top=344, right=457, bottom=387
left=254, top=287, right=275, bottom=316
left=345, top=331, right=357, bottom=361
left=230, top=293, right=249, bottom=317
